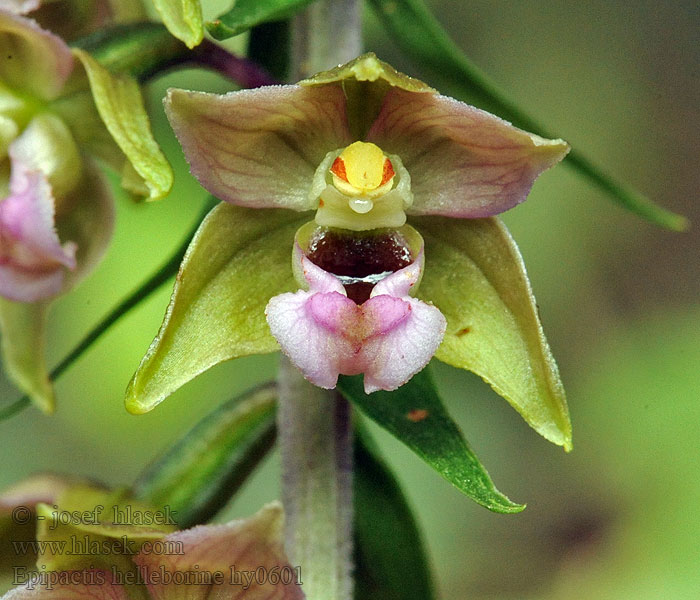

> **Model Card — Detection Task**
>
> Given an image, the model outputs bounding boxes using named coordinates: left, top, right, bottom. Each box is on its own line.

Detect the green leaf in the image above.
left=207, top=0, right=315, bottom=40
left=337, top=368, right=524, bottom=513
left=126, top=203, right=309, bottom=414
left=412, top=215, right=572, bottom=450
left=152, top=0, right=203, bottom=49
left=367, top=0, right=688, bottom=231
left=72, top=48, right=173, bottom=201
left=354, top=428, right=435, bottom=600
left=0, top=300, right=54, bottom=414
left=133, top=384, right=277, bottom=528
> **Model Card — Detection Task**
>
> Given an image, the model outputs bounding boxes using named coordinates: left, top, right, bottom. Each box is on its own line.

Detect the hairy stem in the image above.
left=277, top=359, right=353, bottom=599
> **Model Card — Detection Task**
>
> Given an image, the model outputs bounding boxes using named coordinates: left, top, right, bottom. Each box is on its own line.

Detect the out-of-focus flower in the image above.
left=0, top=0, right=146, bottom=40
left=1, top=499, right=303, bottom=600
left=0, top=10, right=171, bottom=412
left=164, top=53, right=568, bottom=392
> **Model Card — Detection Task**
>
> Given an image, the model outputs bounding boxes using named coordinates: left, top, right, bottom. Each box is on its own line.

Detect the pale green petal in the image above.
left=152, top=0, right=203, bottom=49
left=72, top=48, right=173, bottom=201
left=126, top=203, right=309, bottom=414
left=0, top=299, right=54, bottom=413
left=10, top=113, right=82, bottom=203
left=412, top=216, right=572, bottom=450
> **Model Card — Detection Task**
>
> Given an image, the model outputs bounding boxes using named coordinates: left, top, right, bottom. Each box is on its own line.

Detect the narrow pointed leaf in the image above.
left=133, top=384, right=277, bottom=528
left=354, top=428, right=435, bottom=599
left=72, top=48, right=173, bottom=200
left=412, top=215, right=572, bottom=450
left=126, top=203, right=309, bottom=414
left=338, top=368, right=524, bottom=513
left=207, top=0, right=315, bottom=40
left=152, top=0, right=203, bottom=49
left=368, top=0, right=688, bottom=231
left=0, top=300, right=54, bottom=413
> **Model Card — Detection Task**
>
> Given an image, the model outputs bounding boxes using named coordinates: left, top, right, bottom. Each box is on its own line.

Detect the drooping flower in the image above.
left=163, top=54, right=567, bottom=387
left=0, top=10, right=172, bottom=412
left=128, top=54, right=571, bottom=449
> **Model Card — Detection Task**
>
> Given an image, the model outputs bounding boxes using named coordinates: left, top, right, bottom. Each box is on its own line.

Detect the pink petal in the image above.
left=134, top=503, right=303, bottom=600
left=2, top=570, right=128, bottom=600
left=0, top=11, right=73, bottom=100
left=370, top=249, right=424, bottom=298
left=367, top=88, right=570, bottom=217
left=361, top=295, right=446, bottom=393
left=266, top=288, right=359, bottom=388
left=165, top=86, right=352, bottom=211
left=295, top=245, right=345, bottom=294
left=267, top=246, right=446, bottom=392
left=0, top=159, right=77, bottom=303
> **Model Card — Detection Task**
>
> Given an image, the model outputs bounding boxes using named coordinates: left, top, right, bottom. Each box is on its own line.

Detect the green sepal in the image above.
left=72, top=48, right=173, bottom=201
left=126, top=203, right=309, bottom=414
left=338, top=368, right=524, bottom=513
left=301, top=52, right=434, bottom=140
left=0, top=300, right=54, bottom=414
left=151, top=0, right=203, bottom=49
left=367, top=0, right=688, bottom=231
left=133, top=384, right=277, bottom=528
left=207, top=0, right=315, bottom=40
left=413, top=215, right=572, bottom=451
left=354, top=428, right=435, bottom=599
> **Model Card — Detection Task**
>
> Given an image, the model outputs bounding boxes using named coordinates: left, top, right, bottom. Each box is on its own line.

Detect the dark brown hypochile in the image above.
left=305, top=227, right=412, bottom=304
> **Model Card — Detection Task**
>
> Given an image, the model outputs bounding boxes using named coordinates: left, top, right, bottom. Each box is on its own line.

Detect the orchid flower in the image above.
left=1, top=501, right=302, bottom=600
left=128, top=53, right=571, bottom=448
left=0, top=10, right=172, bottom=412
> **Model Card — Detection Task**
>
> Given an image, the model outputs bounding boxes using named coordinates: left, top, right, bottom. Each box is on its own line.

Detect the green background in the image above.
left=1, top=1, right=698, bottom=598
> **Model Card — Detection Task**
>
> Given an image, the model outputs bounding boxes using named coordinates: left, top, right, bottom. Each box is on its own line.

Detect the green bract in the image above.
left=152, top=0, right=203, bottom=49
left=128, top=54, right=572, bottom=450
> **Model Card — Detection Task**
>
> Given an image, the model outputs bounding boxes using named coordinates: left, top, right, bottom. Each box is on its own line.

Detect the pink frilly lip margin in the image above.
left=266, top=243, right=446, bottom=393
left=0, top=155, right=77, bottom=303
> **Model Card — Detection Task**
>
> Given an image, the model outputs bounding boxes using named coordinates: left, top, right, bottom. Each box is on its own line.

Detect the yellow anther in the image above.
left=330, top=141, right=395, bottom=197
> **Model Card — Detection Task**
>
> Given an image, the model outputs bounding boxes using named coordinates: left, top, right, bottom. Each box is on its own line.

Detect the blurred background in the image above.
left=1, top=1, right=698, bottom=598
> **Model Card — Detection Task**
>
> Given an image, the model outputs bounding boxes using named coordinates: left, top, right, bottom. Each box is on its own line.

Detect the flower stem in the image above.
left=276, top=2, right=361, bottom=597
left=277, top=359, right=353, bottom=599
left=291, top=0, right=362, bottom=78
